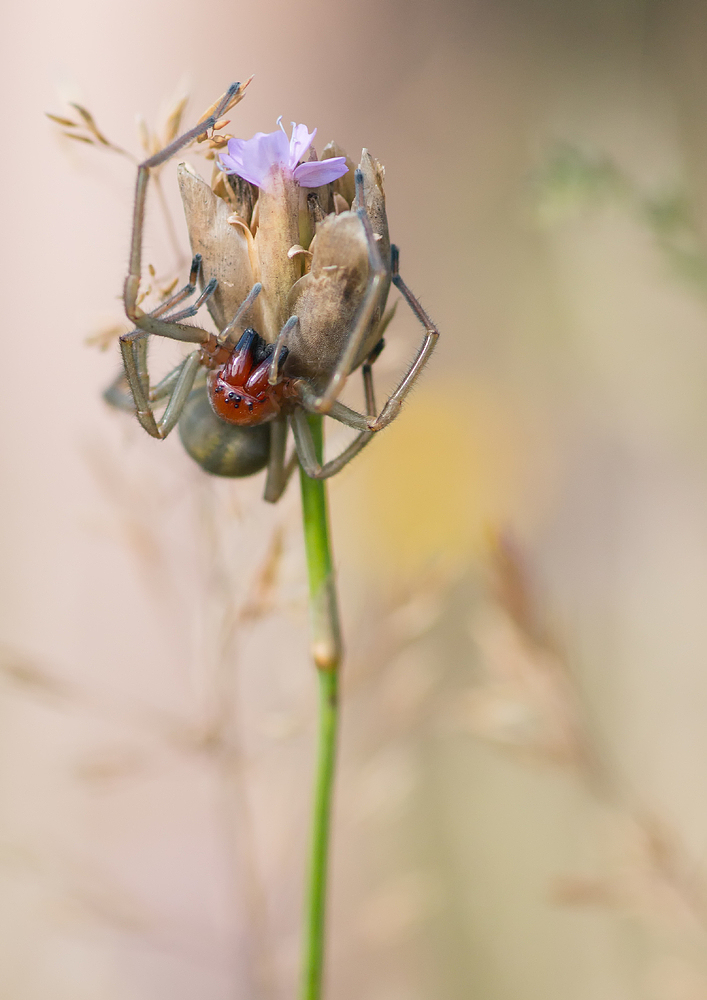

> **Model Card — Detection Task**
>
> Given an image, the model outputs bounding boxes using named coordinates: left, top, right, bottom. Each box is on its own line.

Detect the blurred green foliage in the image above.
left=533, top=144, right=707, bottom=295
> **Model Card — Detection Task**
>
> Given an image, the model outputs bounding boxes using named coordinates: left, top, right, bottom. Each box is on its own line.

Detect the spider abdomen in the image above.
left=178, top=386, right=271, bottom=477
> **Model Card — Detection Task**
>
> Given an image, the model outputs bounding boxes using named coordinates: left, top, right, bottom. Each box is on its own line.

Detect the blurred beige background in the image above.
left=4, top=0, right=707, bottom=997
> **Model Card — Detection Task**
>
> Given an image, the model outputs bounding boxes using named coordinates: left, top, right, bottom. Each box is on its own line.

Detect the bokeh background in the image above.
left=4, top=1, right=707, bottom=997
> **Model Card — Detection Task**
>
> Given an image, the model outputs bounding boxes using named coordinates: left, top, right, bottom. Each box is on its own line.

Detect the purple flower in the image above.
left=219, top=119, right=349, bottom=192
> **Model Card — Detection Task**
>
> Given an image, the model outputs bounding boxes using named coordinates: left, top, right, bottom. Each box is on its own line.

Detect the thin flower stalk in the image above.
left=298, top=414, right=341, bottom=1000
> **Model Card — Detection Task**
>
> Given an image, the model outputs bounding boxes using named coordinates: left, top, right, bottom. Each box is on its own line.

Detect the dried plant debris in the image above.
left=0, top=643, right=74, bottom=700
left=47, top=80, right=253, bottom=166
left=553, top=812, right=707, bottom=933
left=464, top=533, right=590, bottom=768
left=47, top=102, right=131, bottom=157
left=464, top=531, right=707, bottom=997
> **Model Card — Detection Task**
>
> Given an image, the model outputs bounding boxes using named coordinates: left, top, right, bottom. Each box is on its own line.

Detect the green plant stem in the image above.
left=299, top=415, right=342, bottom=1000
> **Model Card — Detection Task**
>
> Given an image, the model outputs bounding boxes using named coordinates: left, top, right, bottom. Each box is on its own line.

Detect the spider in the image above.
left=111, top=82, right=439, bottom=503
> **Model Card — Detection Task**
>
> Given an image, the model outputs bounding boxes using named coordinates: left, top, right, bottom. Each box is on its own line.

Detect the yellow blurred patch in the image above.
left=333, top=378, right=537, bottom=575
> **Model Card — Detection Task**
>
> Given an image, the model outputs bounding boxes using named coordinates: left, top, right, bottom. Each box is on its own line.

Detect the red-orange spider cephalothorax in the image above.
left=204, top=328, right=296, bottom=427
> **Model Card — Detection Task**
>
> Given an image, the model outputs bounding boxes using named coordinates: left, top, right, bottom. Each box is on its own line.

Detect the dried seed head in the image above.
left=136, top=114, right=151, bottom=155
left=321, top=141, right=357, bottom=206
left=352, top=148, right=391, bottom=308
left=163, top=94, right=189, bottom=145
left=195, top=76, right=253, bottom=128
left=211, top=169, right=257, bottom=226
left=47, top=102, right=130, bottom=158
left=352, top=149, right=389, bottom=253
left=213, top=119, right=356, bottom=340
left=178, top=162, right=263, bottom=337
left=333, top=192, right=349, bottom=214
left=69, top=103, right=111, bottom=145
left=85, top=322, right=128, bottom=351
left=285, top=211, right=378, bottom=384
left=46, top=112, right=79, bottom=128
left=173, top=106, right=391, bottom=380
left=253, top=167, right=302, bottom=340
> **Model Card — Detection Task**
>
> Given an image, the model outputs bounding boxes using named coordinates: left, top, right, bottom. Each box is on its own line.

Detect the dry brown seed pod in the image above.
left=195, top=76, right=252, bottom=127
left=46, top=112, right=78, bottom=127
left=322, top=141, right=357, bottom=206
left=286, top=210, right=380, bottom=386
left=163, top=95, right=189, bottom=145
left=333, top=192, right=349, bottom=214
left=113, top=84, right=440, bottom=496
left=69, top=102, right=111, bottom=144
left=351, top=148, right=391, bottom=315
left=178, top=162, right=263, bottom=337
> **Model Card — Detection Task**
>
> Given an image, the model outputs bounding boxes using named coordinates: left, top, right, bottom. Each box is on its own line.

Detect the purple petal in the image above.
left=293, top=157, right=349, bottom=188
left=220, top=130, right=290, bottom=188
left=218, top=146, right=250, bottom=178
left=289, top=123, right=317, bottom=168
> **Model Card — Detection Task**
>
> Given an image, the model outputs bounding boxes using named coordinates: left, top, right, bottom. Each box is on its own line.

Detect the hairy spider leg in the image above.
left=105, top=351, right=197, bottom=413
left=266, top=314, right=381, bottom=434
left=122, top=339, right=202, bottom=439
left=157, top=277, right=217, bottom=325
left=280, top=192, right=439, bottom=474
left=257, top=315, right=386, bottom=485
left=362, top=337, right=386, bottom=415
left=106, top=353, right=194, bottom=414
left=105, top=254, right=210, bottom=411
left=263, top=317, right=377, bottom=498
left=119, top=262, right=220, bottom=438
left=303, top=235, right=439, bottom=436
left=290, top=339, right=388, bottom=480
left=295, top=163, right=439, bottom=444
left=366, top=244, right=440, bottom=431
left=308, top=168, right=388, bottom=415
left=268, top=315, right=300, bottom=385
left=123, top=81, right=244, bottom=347
left=148, top=252, right=207, bottom=321
left=221, top=282, right=263, bottom=344
left=263, top=416, right=299, bottom=504
left=254, top=302, right=384, bottom=481
left=299, top=237, right=441, bottom=438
